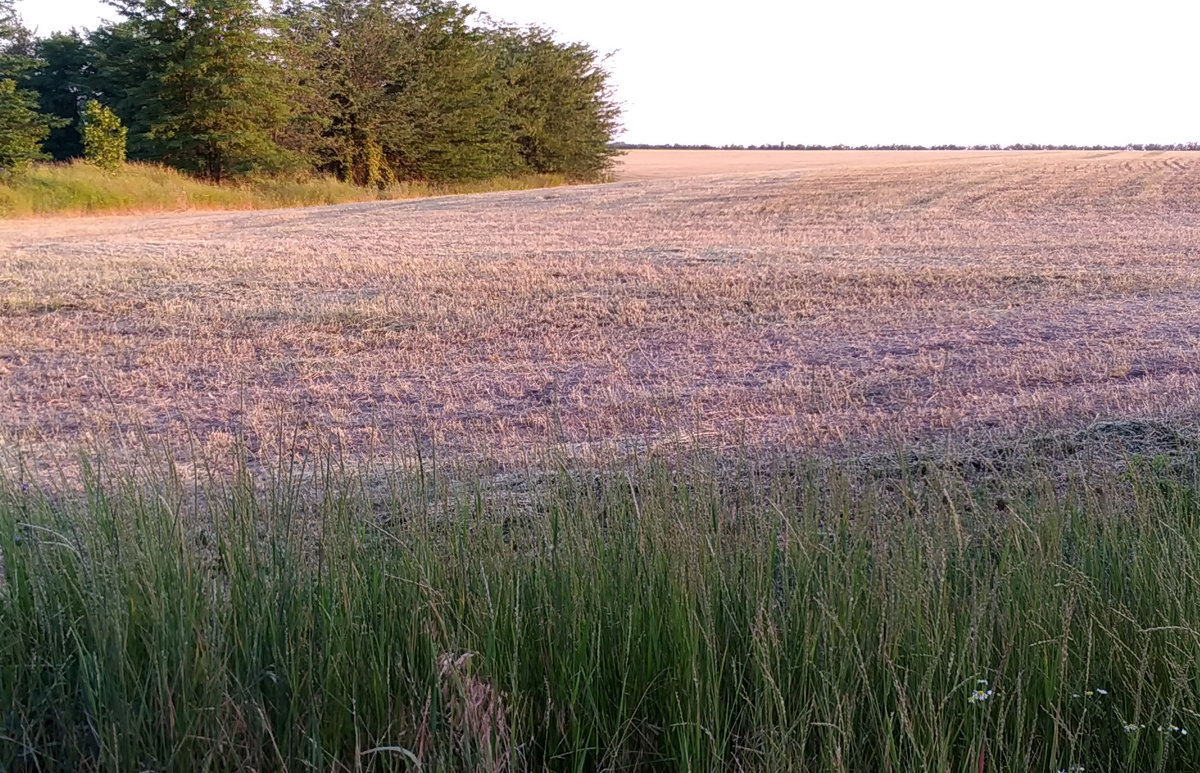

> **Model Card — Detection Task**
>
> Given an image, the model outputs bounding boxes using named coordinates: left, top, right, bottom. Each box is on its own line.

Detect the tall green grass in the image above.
left=0, top=161, right=569, bottom=217
left=2, top=448, right=1199, bottom=771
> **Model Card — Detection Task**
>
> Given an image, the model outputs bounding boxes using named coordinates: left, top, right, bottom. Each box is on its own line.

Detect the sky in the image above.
left=17, top=0, right=1200, bottom=147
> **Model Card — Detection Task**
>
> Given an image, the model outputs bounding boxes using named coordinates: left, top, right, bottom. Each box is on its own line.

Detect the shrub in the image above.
left=80, top=99, right=127, bottom=172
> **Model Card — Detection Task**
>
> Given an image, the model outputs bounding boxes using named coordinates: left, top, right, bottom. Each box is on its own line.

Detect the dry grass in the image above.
left=3, top=150, right=1200, bottom=470
left=0, top=160, right=568, bottom=218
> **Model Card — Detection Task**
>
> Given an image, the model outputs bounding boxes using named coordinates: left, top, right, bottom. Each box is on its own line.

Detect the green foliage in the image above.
left=492, top=25, right=621, bottom=179
left=79, top=20, right=151, bottom=154
left=0, top=78, right=50, bottom=176
left=26, top=32, right=94, bottom=160
left=278, top=0, right=401, bottom=185
left=3, top=449, right=1200, bottom=770
left=80, top=99, right=126, bottom=171
left=17, top=0, right=621, bottom=185
left=0, top=0, right=35, bottom=80
left=0, top=0, right=60, bottom=176
left=385, top=2, right=512, bottom=180
left=280, top=0, right=512, bottom=183
left=105, top=0, right=294, bottom=182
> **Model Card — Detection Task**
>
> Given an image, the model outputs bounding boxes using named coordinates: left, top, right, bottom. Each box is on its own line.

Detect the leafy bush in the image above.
left=80, top=99, right=127, bottom=171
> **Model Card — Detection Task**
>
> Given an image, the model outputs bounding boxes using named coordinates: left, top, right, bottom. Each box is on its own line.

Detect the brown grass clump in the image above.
left=409, top=653, right=509, bottom=772
left=439, top=652, right=510, bottom=771
left=2, top=150, right=1200, bottom=471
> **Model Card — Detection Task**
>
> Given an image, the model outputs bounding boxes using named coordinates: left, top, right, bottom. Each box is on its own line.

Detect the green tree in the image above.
left=490, top=25, right=620, bottom=180
left=275, top=0, right=407, bottom=186
left=105, top=0, right=294, bottom=181
left=279, top=0, right=513, bottom=184
left=385, top=1, right=512, bottom=180
left=61, top=0, right=623, bottom=184
left=81, top=99, right=126, bottom=170
left=261, top=0, right=338, bottom=177
left=0, top=0, right=34, bottom=79
left=26, top=31, right=95, bottom=160
left=0, top=77, right=50, bottom=175
left=0, top=0, right=56, bottom=175
left=85, top=20, right=157, bottom=157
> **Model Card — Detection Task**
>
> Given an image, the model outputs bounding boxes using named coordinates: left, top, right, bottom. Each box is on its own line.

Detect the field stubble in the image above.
left=3, top=150, right=1200, bottom=472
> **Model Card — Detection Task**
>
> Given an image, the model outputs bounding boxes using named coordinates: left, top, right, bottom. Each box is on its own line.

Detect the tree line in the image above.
left=0, top=0, right=621, bottom=184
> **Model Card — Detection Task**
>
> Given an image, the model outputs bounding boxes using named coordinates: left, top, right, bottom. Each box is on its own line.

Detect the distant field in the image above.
left=615, top=147, right=1036, bottom=179
left=3, top=150, right=1200, bottom=469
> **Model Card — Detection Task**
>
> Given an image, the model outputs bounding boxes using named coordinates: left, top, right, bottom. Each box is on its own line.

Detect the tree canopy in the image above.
left=0, top=0, right=59, bottom=175
left=6, top=0, right=620, bottom=183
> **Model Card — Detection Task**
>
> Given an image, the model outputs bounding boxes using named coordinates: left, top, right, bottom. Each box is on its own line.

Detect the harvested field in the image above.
left=614, top=148, right=1020, bottom=179
left=3, top=150, right=1200, bottom=468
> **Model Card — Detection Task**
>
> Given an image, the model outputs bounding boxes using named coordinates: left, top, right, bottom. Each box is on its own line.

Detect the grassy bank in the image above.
left=2, top=448, right=1200, bottom=771
left=0, top=162, right=570, bottom=217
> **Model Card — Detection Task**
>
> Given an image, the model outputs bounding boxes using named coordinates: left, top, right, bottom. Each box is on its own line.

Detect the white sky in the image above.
left=18, top=0, right=1200, bottom=146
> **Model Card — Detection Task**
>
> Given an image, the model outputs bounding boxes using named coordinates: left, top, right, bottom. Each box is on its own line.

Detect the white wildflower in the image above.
left=968, top=688, right=995, bottom=703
